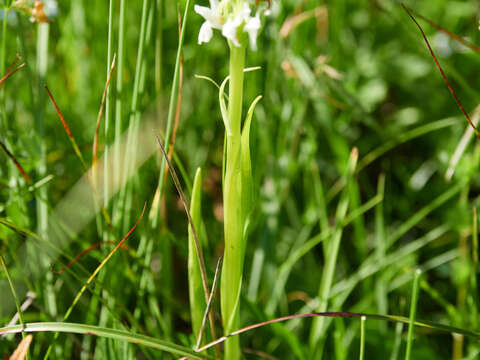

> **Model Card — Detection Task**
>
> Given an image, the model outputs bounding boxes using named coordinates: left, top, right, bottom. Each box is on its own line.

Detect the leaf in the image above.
left=188, top=168, right=207, bottom=341
left=240, top=95, right=262, bottom=240
left=219, top=76, right=231, bottom=136
left=0, top=323, right=211, bottom=359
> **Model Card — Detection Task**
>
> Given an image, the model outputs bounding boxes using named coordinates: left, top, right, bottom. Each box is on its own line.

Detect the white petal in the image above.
left=198, top=21, right=214, bottom=44
left=194, top=4, right=222, bottom=28
left=194, top=5, right=215, bottom=23
left=244, top=16, right=261, bottom=50
left=222, top=19, right=241, bottom=47
left=239, top=3, right=251, bottom=22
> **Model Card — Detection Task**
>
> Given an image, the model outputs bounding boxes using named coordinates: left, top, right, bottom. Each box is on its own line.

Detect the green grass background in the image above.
left=1, top=0, right=480, bottom=358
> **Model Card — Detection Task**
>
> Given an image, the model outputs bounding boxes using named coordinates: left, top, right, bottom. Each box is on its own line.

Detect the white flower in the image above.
left=198, top=21, right=214, bottom=44
left=194, top=0, right=223, bottom=45
left=194, top=0, right=267, bottom=50
left=244, top=13, right=261, bottom=50
left=221, top=3, right=251, bottom=46
left=221, top=18, right=241, bottom=46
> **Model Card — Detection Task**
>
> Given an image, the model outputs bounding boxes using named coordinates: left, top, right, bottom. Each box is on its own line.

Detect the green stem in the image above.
left=103, top=0, right=114, bottom=237
left=155, top=0, right=163, bottom=96
left=36, top=21, right=57, bottom=360
left=1, top=7, right=8, bottom=133
left=117, top=0, right=149, bottom=233
left=359, top=316, right=366, bottom=360
left=113, top=0, right=126, bottom=227
left=405, top=269, right=421, bottom=360
left=152, top=0, right=191, bottom=229
left=309, top=149, right=358, bottom=358
left=221, top=43, right=246, bottom=360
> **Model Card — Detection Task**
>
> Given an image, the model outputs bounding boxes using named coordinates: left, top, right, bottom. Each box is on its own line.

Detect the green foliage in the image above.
left=1, top=0, right=480, bottom=359
left=188, top=167, right=206, bottom=340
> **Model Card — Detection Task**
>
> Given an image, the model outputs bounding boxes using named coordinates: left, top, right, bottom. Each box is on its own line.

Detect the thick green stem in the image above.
left=221, top=43, right=246, bottom=360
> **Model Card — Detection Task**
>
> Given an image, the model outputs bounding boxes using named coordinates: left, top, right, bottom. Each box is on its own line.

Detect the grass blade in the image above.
left=403, top=5, right=480, bottom=54
left=92, top=53, right=117, bottom=174
left=310, top=148, right=358, bottom=355
left=43, top=205, right=146, bottom=359
left=359, top=316, right=366, bottom=360
left=189, top=168, right=207, bottom=340
left=198, top=310, right=480, bottom=354
left=0, top=140, right=31, bottom=183
left=1, top=256, right=26, bottom=339
left=196, top=256, right=223, bottom=350
left=0, top=323, right=211, bottom=359
left=155, top=135, right=219, bottom=354
left=405, top=269, right=422, bottom=360
left=0, top=61, right=25, bottom=86
left=45, top=85, right=112, bottom=227
left=401, top=3, right=480, bottom=138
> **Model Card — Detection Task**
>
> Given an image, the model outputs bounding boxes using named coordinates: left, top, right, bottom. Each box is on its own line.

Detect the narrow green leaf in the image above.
left=359, top=316, right=366, bottom=360
left=188, top=168, right=207, bottom=341
left=310, top=148, right=358, bottom=356
left=0, top=322, right=211, bottom=359
left=240, top=95, right=262, bottom=239
left=405, top=269, right=422, bottom=360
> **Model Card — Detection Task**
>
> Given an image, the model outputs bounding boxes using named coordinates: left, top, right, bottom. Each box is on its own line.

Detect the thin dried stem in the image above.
left=402, top=3, right=480, bottom=139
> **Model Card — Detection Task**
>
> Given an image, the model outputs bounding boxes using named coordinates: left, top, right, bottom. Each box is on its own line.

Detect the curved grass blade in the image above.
left=198, top=311, right=480, bottom=354
left=219, top=67, right=263, bottom=136
left=189, top=168, right=207, bottom=341
left=0, top=323, right=211, bottom=359
left=50, top=240, right=131, bottom=275
left=401, top=3, right=480, bottom=139
left=403, top=5, right=480, bottom=54
left=241, top=95, right=262, bottom=237
left=195, top=74, right=221, bottom=90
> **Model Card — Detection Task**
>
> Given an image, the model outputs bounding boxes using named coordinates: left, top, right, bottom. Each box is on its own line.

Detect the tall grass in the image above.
left=1, top=0, right=480, bottom=359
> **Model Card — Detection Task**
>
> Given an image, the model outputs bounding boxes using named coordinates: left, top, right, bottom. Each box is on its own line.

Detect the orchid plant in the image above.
left=191, top=1, right=269, bottom=359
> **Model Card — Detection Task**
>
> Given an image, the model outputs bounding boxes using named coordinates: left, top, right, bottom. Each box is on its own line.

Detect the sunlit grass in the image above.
left=1, top=0, right=480, bottom=359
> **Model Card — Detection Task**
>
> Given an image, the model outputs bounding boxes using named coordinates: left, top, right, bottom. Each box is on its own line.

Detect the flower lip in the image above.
left=244, top=13, right=261, bottom=50
left=198, top=21, right=214, bottom=44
